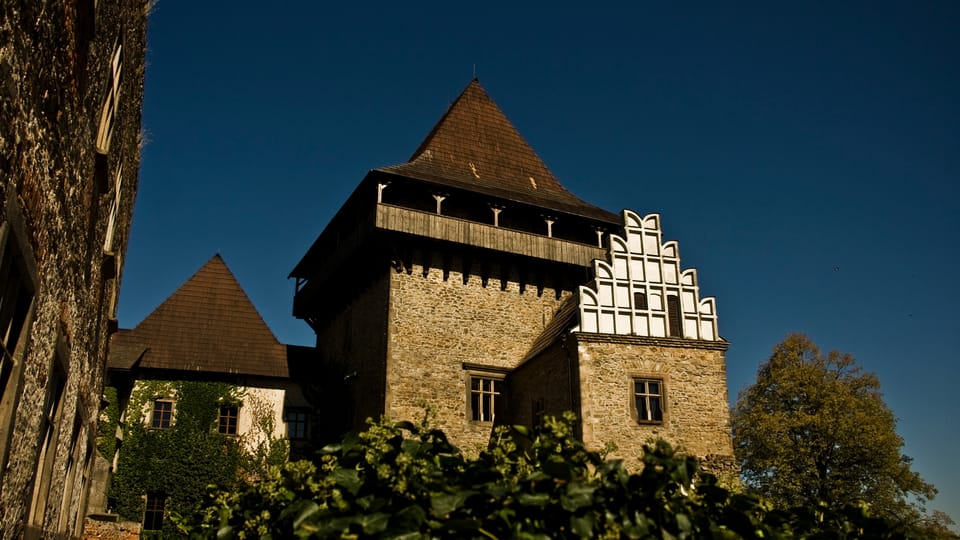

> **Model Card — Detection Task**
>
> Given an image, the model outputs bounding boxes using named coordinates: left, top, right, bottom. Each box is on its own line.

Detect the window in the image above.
left=0, top=205, right=39, bottom=470
left=633, top=291, right=648, bottom=310
left=633, top=378, right=665, bottom=424
left=28, top=346, right=68, bottom=527
left=666, top=295, right=683, bottom=337
left=95, top=39, right=123, bottom=154
left=218, top=404, right=238, bottom=435
left=143, top=492, right=166, bottom=531
left=469, top=376, right=501, bottom=423
left=151, top=400, right=172, bottom=429
left=285, top=410, right=308, bottom=440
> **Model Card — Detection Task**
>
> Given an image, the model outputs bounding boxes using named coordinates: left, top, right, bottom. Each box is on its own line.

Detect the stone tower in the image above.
left=291, top=80, right=733, bottom=467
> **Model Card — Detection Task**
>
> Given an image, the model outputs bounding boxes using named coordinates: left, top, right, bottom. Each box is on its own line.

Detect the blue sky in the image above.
left=120, top=1, right=959, bottom=523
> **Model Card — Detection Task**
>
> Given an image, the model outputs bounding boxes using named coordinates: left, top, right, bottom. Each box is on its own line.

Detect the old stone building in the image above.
left=0, top=0, right=146, bottom=537
left=104, top=254, right=315, bottom=533
left=291, top=80, right=735, bottom=469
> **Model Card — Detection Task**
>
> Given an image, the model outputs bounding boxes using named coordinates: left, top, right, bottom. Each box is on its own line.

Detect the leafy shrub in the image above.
left=181, top=412, right=907, bottom=539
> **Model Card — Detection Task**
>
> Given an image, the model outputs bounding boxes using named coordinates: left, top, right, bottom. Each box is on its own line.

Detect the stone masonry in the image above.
left=0, top=1, right=146, bottom=537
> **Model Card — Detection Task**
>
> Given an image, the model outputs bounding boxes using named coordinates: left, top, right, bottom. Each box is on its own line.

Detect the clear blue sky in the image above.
left=120, top=1, right=959, bottom=523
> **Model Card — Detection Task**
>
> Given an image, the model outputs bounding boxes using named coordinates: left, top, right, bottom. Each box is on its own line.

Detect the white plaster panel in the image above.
left=645, top=260, right=661, bottom=283
left=599, top=282, right=614, bottom=306
left=614, top=257, right=628, bottom=280
left=682, top=291, right=696, bottom=312
left=629, top=258, right=644, bottom=281
left=664, top=263, right=678, bottom=284
left=644, top=233, right=660, bottom=255
left=615, top=284, right=630, bottom=307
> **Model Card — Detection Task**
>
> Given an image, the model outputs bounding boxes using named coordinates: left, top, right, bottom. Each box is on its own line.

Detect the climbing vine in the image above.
left=107, top=380, right=287, bottom=537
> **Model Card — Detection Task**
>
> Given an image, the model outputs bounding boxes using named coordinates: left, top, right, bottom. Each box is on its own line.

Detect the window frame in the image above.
left=217, top=403, right=239, bottom=435
left=462, top=364, right=508, bottom=424
left=0, top=198, right=40, bottom=472
left=150, top=399, right=174, bottom=429
left=143, top=491, right=166, bottom=531
left=631, top=376, right=667, bottom=425
left=285, top=408, right=309, bottom=440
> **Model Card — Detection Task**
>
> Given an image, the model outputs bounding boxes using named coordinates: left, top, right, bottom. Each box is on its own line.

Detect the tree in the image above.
left=732, top=333, right=937, bottom=528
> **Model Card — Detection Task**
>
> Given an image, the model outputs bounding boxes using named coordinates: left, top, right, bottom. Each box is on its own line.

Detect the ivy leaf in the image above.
left=430, top=491, right=470, bottom=517
left=334, top=467, right=362, bottom=496
left=561, top=482, right=596, bottom=512
left=292, top=501, right=319, bottom=530
left=518, top=492, right=551, bottom=508
left=357, top=512, right=390, bottom=534
left=570, top=513, right=595, bottom=538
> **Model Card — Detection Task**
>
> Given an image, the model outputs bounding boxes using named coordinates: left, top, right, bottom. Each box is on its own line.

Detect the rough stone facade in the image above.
left=0, top=1, right=146, bottom=537
left=387, top=256, right=571, bottom=452
left=573, top=335, right=733, bottom=465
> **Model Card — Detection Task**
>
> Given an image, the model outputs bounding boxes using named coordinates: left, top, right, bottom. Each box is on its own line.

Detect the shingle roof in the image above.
left=378, top=80, right=619, bottom=224
left=519, top=294, right=579, bottom=365
left=109, top=254, right=289, bottom=378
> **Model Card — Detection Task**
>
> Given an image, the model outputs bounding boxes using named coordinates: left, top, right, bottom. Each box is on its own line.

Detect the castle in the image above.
left=291, top=80, right=734, bottom=469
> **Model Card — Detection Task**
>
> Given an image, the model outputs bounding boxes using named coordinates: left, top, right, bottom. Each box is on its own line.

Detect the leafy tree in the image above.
left=732, top=333, right=938, bottom=529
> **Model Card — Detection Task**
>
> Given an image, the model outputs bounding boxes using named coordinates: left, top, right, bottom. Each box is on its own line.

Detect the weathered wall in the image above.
left=387, top=254, right=572, bottom=453
left=503, top=340, right=577, bottom=429
left=0, top=1, right=146, bottom=537
left=574, top=334, right=734, bottom=467
left=313, top=270, right=391, bottom=434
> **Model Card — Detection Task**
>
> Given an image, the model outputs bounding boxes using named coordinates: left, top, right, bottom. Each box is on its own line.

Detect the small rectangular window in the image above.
left=151, top=400, right=172, bottom=429
left=218, top=404, right=238, bottom=435
left=634, top=378, right=664, bottom=424
left=143, top=492, right=166, bottom=531
left=633, top=291, right=648, bottom=310
left=666, top=295, right=682, bottom=337
left=285, top=410, right=308, bottom=440
left=469, top=376, right=501, bottom=423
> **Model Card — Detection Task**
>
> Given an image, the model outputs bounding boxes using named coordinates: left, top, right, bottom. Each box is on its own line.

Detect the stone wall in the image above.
left=574, top=334, right=733, bottom=466
left=313, top=270, right=391, bottom=434
left=0, top=1, right=146, bottom=537
left=503, top=340, right=577, bottom=430
left=386, top=253, right=572, bottom=453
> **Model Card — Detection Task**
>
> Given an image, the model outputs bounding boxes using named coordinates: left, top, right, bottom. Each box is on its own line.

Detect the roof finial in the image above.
left=472, top=63, right=477, bottom=81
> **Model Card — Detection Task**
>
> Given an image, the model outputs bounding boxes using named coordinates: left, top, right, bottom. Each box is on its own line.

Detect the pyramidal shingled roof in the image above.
left=109, top=254, right=289, bottom=378
left=379, top=80, right=619, bottom=223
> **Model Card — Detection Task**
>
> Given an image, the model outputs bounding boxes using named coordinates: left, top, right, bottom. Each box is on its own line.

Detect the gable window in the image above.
left=666, top=295, right=683, bottom=337
left=285, top=409, right=308, bottom=440
left=151, top=400, right=173, bottom=429
left=143, top=492, right=166, bottom=531
left=218, top=404, right=238, bottom=435
left=469, top=375, right=501, bottom=423
left=633, top=378, right=665, bottom=424
left=633, top=291, right=648, bottom=310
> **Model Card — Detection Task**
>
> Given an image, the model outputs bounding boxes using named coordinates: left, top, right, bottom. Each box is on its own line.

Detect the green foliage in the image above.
left=732, top=333, right=939, bottom=531
left=97, top=385, right=120, bottom=460
left=109, top=380, right=284, bottom=537
left=181, top=411, right=910, bottom=539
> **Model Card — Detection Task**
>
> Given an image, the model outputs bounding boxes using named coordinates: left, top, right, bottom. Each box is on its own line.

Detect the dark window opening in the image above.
left=634, top=379, right=664, bottom=424
left=218, top=404, right=238, bottom=435
left=469, top=376, right=500, bottom=423
left=666, top=295, right=682, bottom=337
left=151, top=400, right=172, bottom=429
left=633, top=291, right=648, bottom=310
left=286, top=410, right=308, bottom=440
left=143, top=492, right=166, bottom=531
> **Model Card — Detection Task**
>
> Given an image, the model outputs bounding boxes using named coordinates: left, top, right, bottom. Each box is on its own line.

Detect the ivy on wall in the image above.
left=106, top=380, right=287, bottom=537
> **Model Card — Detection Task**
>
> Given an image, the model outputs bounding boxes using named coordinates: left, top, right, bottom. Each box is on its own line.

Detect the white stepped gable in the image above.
left=576, top=210, right=718, bottom=341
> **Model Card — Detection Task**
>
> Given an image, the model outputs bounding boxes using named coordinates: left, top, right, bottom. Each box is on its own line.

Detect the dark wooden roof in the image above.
left=379, top=80, right=619, bottom=224
left=109, top=254, right=289, bottom=378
